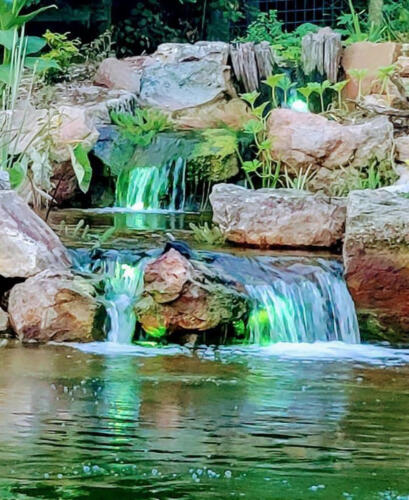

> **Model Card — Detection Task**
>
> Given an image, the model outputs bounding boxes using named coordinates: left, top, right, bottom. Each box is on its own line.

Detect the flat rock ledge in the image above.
left=344, top=188, right=409, bottom=341
left=210, top=184, right=346, bottom=248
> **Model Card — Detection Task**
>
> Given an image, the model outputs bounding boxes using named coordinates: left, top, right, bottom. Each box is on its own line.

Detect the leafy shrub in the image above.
left=237, top=10, right=319, bottom=64
left=42, top=30, right=81, bottom=80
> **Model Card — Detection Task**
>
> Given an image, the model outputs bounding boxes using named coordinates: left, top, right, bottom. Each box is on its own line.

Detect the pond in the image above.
left=2, top=343, right=409, bottom=499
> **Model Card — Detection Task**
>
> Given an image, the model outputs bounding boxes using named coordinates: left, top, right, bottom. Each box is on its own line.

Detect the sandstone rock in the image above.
left=267, top=109, right=393, bottom=169
left=0, top=190, right=70, bottom=278
left=342, top=42, right=401, bottom=99
left=8, top=270, right=99, bottom=343
left=135, top=248, right=248, bottom=334
left=50, top=105, right=100, bottom=163
left=94, top=57, right=148, bottom=93
left=344, top=188, right=409, bottom=340
left=0, top=308, right=8, bottom=332
left=210, top=184, right=346, bottom=248
left=172, top=98, right=251, bottom=130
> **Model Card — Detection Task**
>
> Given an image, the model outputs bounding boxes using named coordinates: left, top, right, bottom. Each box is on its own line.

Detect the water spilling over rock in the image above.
left=71, top=247, right=359, bottom=346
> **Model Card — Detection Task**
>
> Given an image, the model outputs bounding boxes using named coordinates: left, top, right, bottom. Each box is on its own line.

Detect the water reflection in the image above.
left=1, top=345, right=409, bottom=499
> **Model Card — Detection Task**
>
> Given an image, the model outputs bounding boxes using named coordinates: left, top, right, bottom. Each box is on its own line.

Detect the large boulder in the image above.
left=139, top=59, right=235, bottom=112
left=268, top=109, right=393, bottom=170
left=344, top=188, right=409, bottom=341
left=94, top=42, right=236, bottom=124
left=0, top=191, right=70, bottom=278
left=210, top=184, right=346, bottom=248
left=8, top=270, right=100, bottom=343
left=135, top=248, right=248, bottom=335
left=342, top=42, right=401, bottom=100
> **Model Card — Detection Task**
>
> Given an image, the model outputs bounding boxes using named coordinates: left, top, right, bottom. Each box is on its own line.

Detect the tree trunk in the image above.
left=368, top=0, right=384, bottom=27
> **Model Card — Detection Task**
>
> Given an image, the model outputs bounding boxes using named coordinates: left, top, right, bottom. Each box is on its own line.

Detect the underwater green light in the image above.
left=289, top=98, right=309, bottom=113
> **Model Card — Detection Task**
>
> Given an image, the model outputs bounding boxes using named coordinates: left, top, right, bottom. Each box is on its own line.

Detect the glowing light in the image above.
left=132, top=201, right=145, bottom=211
left=290, top=99, right=309, bottom=113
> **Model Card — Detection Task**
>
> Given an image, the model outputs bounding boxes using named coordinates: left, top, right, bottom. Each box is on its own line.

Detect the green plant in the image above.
left=189, top=222, right=226, bottom=246
left=282, top=165, right=316, bottom=190
left=337, top=0, right=386, bottom=44
left=263, top=73, right=285, bottom=108
left=297, top=86, right=314, bottom=111
left=330, top=80, right=349, bottom=110
left=348, top=68, right=369, bottom=100
left=42, top=30, right=80, bottom=80
left=307, top=80, right=332, bottom=112
left=376, top=64, right=396, bottom=102
left=110, top=108, right=173, bottom=147
left=277, top=75, right=296, bottom=106
left=240, top=90, right=280, bottom=189
left=238, top=10, right=319, bottom=64
left=0, top=0, right=58, bottom=83
left=330, top=158, right=397, bottom=196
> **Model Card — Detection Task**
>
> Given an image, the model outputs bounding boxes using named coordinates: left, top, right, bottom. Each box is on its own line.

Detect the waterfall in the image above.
left=70, top=249, right=359, bottom=347
left=207, top=254, right=360, bottom=345
left=116, top=158, right=187, bottom=212
left=103, top=258, right=147, bottom=344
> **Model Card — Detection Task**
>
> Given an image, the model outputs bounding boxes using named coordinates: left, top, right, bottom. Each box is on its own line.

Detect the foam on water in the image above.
left=68, top=341, right=409, bottom=366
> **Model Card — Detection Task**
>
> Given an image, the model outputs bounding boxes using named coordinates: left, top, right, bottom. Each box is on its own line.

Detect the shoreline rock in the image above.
left=8, top=270, right=100, bottom=343
left=344, top=188, right=409, bottom=341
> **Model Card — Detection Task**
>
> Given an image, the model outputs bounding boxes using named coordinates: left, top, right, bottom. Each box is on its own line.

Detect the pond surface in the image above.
left=2, top=343, right=409, bottom=499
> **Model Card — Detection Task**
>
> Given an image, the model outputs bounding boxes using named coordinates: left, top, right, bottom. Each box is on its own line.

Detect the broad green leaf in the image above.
left=25, top=35, right=46, bottom=55
left=0, top=63, right=11, bottom=85
left=24, top=56, right=60, bottom=72
left=0, top=29, right=16, bottom=50
left=8, top=162, right=26, bottom=189
left=70, top=144, right=93, bottom=193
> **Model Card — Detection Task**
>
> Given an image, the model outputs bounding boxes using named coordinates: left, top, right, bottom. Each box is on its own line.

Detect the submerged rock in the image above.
left=0, top=191, right=70, bottom=278
left=135, top=248, right=248, bottom=335
left=344, top=188, right=409, bottom=341
left=267, top=109, right=393, bottom=170
left=8, top=270, right=100, bottom=343
left=210, top=184, right=346, bottom=248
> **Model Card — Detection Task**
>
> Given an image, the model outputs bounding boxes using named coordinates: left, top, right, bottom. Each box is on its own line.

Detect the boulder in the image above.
left=172, top=98, right=251, bottom=130
left=0, top=191, right=70, bottom=278
left=344, top=188, right=409, bottom=341
left=94, top=57, right=146, bottom=93
left=8, top=270, right=99, bottom=343
left=135, top=248, right=248, bottom=335
left=154, top=41, right=230, bottom=65
left=139, top=59, right=235, bottom=112
left=0, top=308, right=8, bottom=332
left=342, top=42, right=401, bottom=100
left=267, top=109, right=393, bottom=169
left=210, top=184, right=346, bottom=248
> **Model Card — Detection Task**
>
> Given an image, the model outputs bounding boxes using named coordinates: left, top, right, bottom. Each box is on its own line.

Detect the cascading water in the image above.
left=71, top=249, right=359, bottom=347
left=103, top=258, right=147, bottom=344
left=116, top=158, right=187, bottom=212
left=207, top=254, right=360, bottom=345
